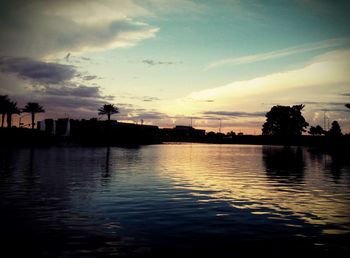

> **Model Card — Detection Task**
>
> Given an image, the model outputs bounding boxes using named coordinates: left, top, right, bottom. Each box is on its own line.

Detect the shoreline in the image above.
left=1, top=128, right=349, bottom=155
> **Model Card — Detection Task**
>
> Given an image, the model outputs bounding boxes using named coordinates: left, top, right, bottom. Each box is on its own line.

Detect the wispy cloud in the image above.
left=119, top=95, right=162, bottom=102
left=142, top=59, right=178, bottom=66
left=204, top=37, right=350, bottom=70
left=203, top=111, right=266, bottom=118
left=142, top=96, right=161, bottom=102
left=82, top=75, right=98, bottom=81
left=161, top=48, right=350, bottom=132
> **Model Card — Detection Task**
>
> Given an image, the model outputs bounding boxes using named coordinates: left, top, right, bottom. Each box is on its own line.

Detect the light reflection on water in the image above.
left=156, top=145, right=350, bottom=230
left=0, top=144, right=349, bottom=257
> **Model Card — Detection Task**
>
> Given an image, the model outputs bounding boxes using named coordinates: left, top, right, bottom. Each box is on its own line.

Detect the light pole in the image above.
left=19, top=114, right=30, bottom=128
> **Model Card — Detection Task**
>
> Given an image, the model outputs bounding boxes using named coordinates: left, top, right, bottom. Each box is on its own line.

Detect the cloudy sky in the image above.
left=0, top=0, right=349, bottom=133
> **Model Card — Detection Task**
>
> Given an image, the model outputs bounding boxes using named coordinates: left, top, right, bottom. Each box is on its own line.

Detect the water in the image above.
left=0, top=144, right=349, bottom=257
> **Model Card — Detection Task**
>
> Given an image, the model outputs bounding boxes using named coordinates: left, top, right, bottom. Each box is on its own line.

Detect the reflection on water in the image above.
left=263, top=146, right=305, bottom=184
left=0, top=144, right=349, bottom=257
left=104, top=146, right=111, bottom=178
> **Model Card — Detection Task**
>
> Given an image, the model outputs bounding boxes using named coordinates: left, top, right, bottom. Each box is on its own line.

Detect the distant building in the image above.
left=38, top=119, right=70, bottom=136
left=160, top=125, right=205, bottom=139
left=38, top=119, right=160, bottom=142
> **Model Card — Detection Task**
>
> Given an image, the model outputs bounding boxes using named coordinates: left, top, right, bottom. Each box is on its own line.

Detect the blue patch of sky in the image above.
left=82, top=0, right=350, bottom=97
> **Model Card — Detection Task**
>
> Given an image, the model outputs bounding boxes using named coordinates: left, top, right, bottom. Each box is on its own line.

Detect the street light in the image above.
left=19, top=114, right=30, bottom=128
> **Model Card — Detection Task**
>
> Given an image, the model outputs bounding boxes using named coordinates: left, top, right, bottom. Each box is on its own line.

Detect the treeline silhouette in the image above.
left=1, top=95, right=349, bottom=150
left=0, top=95, right=44, bottom=129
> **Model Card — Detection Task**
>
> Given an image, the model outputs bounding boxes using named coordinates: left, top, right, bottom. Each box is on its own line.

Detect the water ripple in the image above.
left=0, top=144, right=349, bottom=256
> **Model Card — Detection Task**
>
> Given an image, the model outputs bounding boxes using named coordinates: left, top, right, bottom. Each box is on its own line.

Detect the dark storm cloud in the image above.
left=0, top=0, right=158, bottom=58
left=10, top=92, right=108, bottom=119
left=0, top=56, right=111, bottom=118
left=39, top=96, right=105, bottom=111
left=15, top=85, right=116, bottom=118
left=0, top=0, right=158, bottom=119
left=42, top=85, right=103, bottom=99
left=203, top=111, right=266, bottom=117
left=0, top=56, right=76, bottom=84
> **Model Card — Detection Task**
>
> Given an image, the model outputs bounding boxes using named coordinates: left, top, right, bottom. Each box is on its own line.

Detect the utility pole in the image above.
left=219, top=118, right=222, bottom=133
left=327, top=117, right=330, bottom=131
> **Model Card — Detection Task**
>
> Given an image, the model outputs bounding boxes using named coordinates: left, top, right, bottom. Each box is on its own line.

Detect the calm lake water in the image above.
left=0, top=144, right=349, bottom=257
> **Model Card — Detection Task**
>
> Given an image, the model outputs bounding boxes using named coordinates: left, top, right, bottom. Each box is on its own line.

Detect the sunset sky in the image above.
left=0, top=0, right=349, bottom=133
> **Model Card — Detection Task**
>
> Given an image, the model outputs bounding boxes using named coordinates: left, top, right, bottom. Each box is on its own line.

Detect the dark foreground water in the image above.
left=0, top=144, right=349, bottom=257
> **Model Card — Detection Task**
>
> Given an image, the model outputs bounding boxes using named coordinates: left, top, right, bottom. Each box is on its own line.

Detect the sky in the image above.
left=0, top=0, right=349, bottom=133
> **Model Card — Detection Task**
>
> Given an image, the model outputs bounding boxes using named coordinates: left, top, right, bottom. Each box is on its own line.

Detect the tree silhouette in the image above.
left=328, top=121, right=342, bottom=136
left=308, top=125, right=324, bottom=136
left=0, top=95, right=10, bottom=128
left=6, top=101, right=20, bottom=128
left=226, top=131, right=236, bottom=137
left=262, top=104, right=309, bottom=137
left=22, top=102, right=45, bottom=129
left=98, top=104, right=119, bottom=122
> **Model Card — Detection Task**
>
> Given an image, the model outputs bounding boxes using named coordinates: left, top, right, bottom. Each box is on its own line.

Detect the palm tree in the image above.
left=98, top=104, right=119, bottom=122
left=6, top=101, right=20, bottom=128
left=22, top=102, right=45, bottom=129
left=0, top=95, right=10, bottom=128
